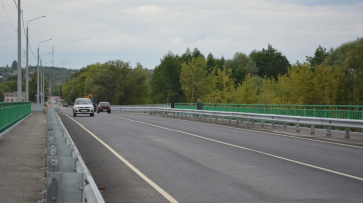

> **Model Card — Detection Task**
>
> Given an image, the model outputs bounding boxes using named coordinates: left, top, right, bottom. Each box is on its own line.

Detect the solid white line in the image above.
left=63, top=114, right=178, bottom=203
left=107, top=114, right=363, bottom=182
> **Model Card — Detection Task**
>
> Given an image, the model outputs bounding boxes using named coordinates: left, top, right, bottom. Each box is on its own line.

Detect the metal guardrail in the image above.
left=160, top=108, right=363, bottom=138
left=175, top=103, right=363, bottom=120
left=0, top=102, right=31, bottom=133
left=43, top=107, right=105, bottom=203
left=117, top=107, right=362, bottom=139
left=111, top=105, right=171, bottom=113
left=31, top=103, right=44, bottom=112
left=112, top=103, right=171, bottom=108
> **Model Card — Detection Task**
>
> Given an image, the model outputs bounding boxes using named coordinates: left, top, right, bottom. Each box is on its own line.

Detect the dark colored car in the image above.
left=63, top=102, right=68, bottom=107
left=97, top=102, right=111, bottom=113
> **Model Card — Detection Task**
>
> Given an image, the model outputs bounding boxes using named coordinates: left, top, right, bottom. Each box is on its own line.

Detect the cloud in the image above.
left=0, top=0, right=362, bottom=69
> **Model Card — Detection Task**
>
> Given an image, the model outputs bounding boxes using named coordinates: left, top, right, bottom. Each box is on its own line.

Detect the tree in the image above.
left=258, top=77, right=277, bottom=104
left=150, top=51, right=185, bottom=104
left=249, top=44, right=291, bottom=79
left=11, top=60, right=18, bottom=71
left=310, top=62, right=344, bottom=105
left=345, top=38, right=363, bottom=105
left=306, top=45, right=331, bottom=68
left=327, top=38, right=363, bottom=104
left=180, top=57, right=208, bottom=103
left=225, top=52, right=258, bottom=85
left=234, top=74, right=258, bottom=104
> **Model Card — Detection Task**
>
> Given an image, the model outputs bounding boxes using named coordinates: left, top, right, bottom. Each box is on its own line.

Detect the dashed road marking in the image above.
left=106, top=114, right=363, bottom=182
left=161, top=116, right=363, bottom=149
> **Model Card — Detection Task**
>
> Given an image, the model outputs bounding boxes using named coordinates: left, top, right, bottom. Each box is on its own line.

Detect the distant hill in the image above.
left=28, top=66, right=77, bottom=96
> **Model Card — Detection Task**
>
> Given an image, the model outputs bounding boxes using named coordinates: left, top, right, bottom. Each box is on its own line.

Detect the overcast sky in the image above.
left=1, top=0, right=362, bottom=69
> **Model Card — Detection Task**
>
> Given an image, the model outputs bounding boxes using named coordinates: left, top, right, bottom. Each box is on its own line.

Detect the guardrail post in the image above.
left=215, top=116, right=218, bottom=123
left=209, top=115, right=211, bottom=122
left=251, top=119, right=254, bottom=127
left=236, top=118, right=240, bottom=126
left=47, top=172, right=62, bottom=203
left=326, top=126, right=331, bottom=137
left=228, top=117, right=231, bottom=124
left=310, top=125, right=315, bottom=135
left=296, top=124, right=300, bottom=133
left=204, top=114, right=206, bottom=121
left=345, top=128, right=350, bottom=139
left=246, top=119, right=250, bottom=127
left=260, top=120, right=264, bottom=128
left=283, top=122, right=287, bottom=131
left=271, top=121, right=275, bottom=129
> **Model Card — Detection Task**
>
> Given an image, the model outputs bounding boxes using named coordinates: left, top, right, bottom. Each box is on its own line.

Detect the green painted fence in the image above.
left=175, top=103, right=363, bottom=120
left=0, top=102, right=31, bottom=133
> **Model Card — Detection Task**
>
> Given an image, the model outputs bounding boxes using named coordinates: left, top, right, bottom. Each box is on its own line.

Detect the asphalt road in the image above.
left=58, top=106, right=363, bottom=203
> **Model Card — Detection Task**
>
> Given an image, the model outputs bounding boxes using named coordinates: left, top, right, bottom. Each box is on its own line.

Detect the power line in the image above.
left=13, top=0, right=17, bottom=9
left=1, top=0, right=16, bottom=31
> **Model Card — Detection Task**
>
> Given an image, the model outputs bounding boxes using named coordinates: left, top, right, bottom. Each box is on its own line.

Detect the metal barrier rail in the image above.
left=43, top=107, right=105, bottom=203
left=156, top=108, right=363, bottom=139
left=112, top=103, right=171, bottom=108
left=31, top=103, right=44, bottom=112
left=112, top=106, right=171, bottom=113
left=175, top=103, right=363, bottom=120
left=0, top=102, right=31, bottom=133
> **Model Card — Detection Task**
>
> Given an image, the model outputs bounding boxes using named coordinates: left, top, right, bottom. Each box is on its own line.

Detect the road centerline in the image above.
left=106, top=114, right=363, bottom=182
left=63, top=113, right=179, bottom=203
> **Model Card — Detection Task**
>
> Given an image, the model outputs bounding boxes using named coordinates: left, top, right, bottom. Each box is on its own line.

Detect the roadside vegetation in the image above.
left=4, top=38, right=361, bottom=106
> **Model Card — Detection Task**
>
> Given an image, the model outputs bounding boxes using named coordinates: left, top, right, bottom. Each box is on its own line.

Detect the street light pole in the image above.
left=37, top=39, right=51, bottom=104
left=26, top=16, right=45, bottom=102
left=42, top=61, right=52, bottom=104
left=40, top=53, right=51, bottom=105
left=17, top=0, right=21, bottom=101
left=40, top=59, right=42, bottom=105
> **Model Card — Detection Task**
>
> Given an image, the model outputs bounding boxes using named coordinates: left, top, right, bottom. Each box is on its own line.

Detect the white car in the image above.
left=73, top=98, right=94, bottom=117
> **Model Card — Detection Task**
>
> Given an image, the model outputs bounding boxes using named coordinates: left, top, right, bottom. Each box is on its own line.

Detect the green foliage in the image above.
left=150, top=52, right=186, bottom=104
left=225, top=52, right=258, bottom=85
left=249, top=44, right=291, bottom=79
left=327, top=38, right=363, bottom=105
left=62, top=60, right=150, bottom=105
left=28, top=66, right=77, bottom=97
left=306, top=45, right=332, bottom=68
left=0, top=89, right=3, bottom=101
left=180, top=57, right=209, bottom=103
left=234, top=74, right=258, bottom=104
left=11, top=60, right=18, bottom=70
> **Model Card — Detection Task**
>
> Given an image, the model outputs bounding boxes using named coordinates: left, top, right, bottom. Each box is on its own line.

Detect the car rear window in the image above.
left=75, top=99, right=92, bottom=105
left=100, top=102, right=110, bottom=106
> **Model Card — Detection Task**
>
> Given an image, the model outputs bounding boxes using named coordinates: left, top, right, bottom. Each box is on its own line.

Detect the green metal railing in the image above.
left=175, top=103, right=363, bottom=120
left=0, top=102, right=31, bottom=133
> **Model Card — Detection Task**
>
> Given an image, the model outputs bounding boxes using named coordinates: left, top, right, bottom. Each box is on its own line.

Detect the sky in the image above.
left=1, top=0, right=362, bottom=70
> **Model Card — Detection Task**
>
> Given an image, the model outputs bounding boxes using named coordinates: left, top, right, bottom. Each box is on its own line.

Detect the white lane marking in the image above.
left=107, top=114, right=363, bottom=182
left=63, top=114, right=179, bottom=203
left=168, top=117, right=363, bottom=149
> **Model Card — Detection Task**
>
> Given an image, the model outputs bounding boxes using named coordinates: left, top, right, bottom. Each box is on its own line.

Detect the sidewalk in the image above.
left=0, top=113, right=46, bottom=203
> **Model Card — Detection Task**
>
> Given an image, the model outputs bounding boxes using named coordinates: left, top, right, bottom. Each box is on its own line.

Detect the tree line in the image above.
left=151, top=38, right=363, bottom=106
left=57, top=37, right=363, bottom=106
left=61, top=60, right=150, bottom=105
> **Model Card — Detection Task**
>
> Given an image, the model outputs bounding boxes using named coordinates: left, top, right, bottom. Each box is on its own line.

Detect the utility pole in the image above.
left=17, top=0, right=22, bottom=101
left=26, top=16, right=46, bottom=102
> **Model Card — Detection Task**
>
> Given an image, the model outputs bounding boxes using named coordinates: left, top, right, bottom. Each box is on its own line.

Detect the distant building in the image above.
left=4, top=92, right=26, bottom=102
